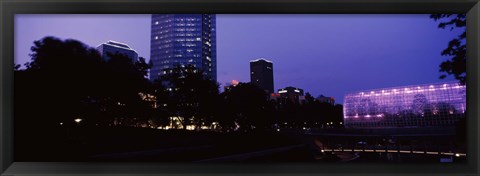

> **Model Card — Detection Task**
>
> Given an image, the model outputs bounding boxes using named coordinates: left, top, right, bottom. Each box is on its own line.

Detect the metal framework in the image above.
left=344, top=82, right=466, bottom=128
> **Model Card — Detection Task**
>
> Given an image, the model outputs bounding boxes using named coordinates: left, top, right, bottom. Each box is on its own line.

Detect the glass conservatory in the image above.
left=343, top=82, right=466, bottom=128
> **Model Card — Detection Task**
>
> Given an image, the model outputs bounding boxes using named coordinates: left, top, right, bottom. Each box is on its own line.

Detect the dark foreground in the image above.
left=15, top=126, right=466, bottom=163
left=16, top=126, right=304, bottom=162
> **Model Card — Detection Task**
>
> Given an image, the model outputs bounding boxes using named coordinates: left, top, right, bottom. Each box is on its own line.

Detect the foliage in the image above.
left=15, top=36, right=345, bottom=134
left=15, top=36, right=152, bottom=130
left=220, top=83, right=274, bottom=131
left=430, top=14, right=466, bottom=84
left=156, top=64, right=220, bottom=130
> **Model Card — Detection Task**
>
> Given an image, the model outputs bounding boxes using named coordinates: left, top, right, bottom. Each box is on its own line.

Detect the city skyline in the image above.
left=14, top=14, right=463, bottom=103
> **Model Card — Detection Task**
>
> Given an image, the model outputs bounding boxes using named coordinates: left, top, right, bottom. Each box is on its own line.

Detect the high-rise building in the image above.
left=96, top=40, right=138, bottom=62
left=250, top=58, right=274, bottom=93
left=150, top=14, right=217, bottom=81
left=343, top=81, right=466, bottom=128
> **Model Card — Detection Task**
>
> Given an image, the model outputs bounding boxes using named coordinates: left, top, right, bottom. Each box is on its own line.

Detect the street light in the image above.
left=74, top=118, right=82, bottom=123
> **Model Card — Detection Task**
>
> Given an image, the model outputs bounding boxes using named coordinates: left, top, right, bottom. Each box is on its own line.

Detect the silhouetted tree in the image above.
left=430, top=14, right=466, bottom=84
left=18, top=36, right=105, bottom=128
left=14, top=64, right=21, bottom=71
left=15, top=36, right=108, bottom=160
left=221, top=83, right=273, bottom=131
left=16, top=36, right=153, bottom=129
left=157, top=64, right=220, bottom=130
left=304, top=92, right=315, bottom=103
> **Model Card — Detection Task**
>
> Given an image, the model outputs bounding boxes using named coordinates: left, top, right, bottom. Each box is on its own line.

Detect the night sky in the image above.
left=15, top=14, right=463, bottom=104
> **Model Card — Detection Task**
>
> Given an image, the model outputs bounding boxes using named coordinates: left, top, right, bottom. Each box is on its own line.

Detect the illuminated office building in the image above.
left=278, top=86, right=304, bottom=104
left=150, top=14, right=216, bottom=81
left=343, top=82, right=466, bottom=128
left=250, top=58, right=274, bottom=93
left=96, top=40, right=138, bottom=62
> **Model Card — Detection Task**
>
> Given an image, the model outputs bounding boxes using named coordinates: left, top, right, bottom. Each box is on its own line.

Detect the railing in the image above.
left=320, top=146, right=466, bottom=157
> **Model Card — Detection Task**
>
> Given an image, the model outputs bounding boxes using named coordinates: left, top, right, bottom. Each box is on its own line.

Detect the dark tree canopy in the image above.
left=16, top=36, right=345, bottom=135
left=220, top=82, right=274, bottom=131
left=155, top=64, right=220, bottom=130
left=430, top=14, right=466, bottom=84
left=15, top=36, right=152, bottom=128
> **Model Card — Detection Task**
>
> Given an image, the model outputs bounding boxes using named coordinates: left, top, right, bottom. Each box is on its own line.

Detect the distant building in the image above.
left=343, top=81, right=466, bottom=128
left=138, top=92, right=157, bottom=108
left=96, top=40, right=138, bottom=62
left=278, top=86, right=304, bottom=104
left=224, top=80, right=240, bottom=92
left=250, top=58, right=274, bottom=93
left=150, top=14, right=217, bottom=81
left=317, top=95, right=335, bottom=105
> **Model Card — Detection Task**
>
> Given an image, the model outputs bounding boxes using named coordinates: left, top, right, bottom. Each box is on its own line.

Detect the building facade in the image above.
left=317, top=95, right=335, bottom=105
left=250, top=58, right=274, bottom=93
left=96, top=40, right=138, bottom=62
left=343, top=82, right=466, bottom=128
left=150, top=14, right=217, bottom=81
left=277, top=86, right=305, bottom=104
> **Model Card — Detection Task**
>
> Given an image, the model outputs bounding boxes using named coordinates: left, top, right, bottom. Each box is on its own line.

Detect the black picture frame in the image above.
left=1, top=0, right=479, bottom=175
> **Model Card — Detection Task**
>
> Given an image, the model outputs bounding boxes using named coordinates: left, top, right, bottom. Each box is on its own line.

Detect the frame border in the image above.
left=1, top=0, right=479, bottom=175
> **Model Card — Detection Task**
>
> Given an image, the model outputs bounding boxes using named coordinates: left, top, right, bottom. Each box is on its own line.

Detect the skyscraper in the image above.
left=150, top=14, right=217, bottom=81
left=96, top=40, right=138, bottom=62
left=250, top=58, right=274, bottom=93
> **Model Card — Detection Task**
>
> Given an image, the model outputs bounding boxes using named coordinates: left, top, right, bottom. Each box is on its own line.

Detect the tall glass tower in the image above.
left=150, top=14, right=217, bottom=81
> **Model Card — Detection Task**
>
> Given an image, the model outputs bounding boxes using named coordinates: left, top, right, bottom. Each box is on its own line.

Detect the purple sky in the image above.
left=15, top=14, right=463, bottom=104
